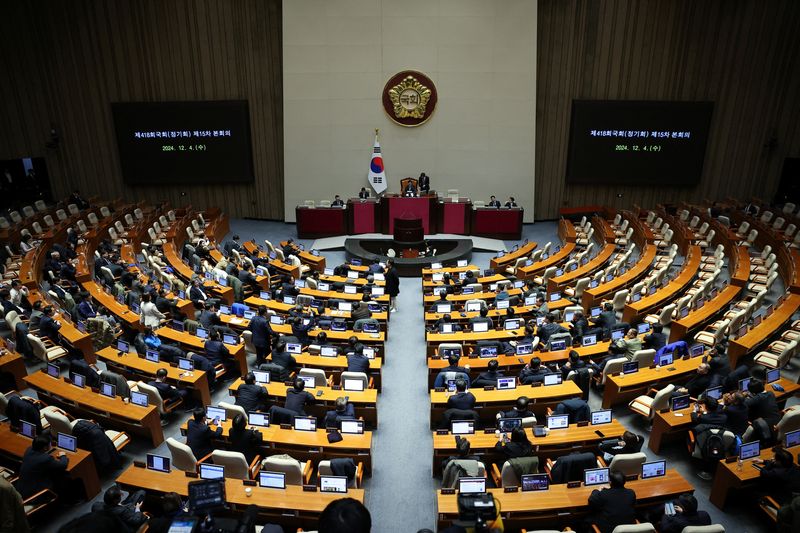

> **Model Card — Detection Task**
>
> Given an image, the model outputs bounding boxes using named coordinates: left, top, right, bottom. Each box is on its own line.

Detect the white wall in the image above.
left=283, top=0, right=536, bottom=223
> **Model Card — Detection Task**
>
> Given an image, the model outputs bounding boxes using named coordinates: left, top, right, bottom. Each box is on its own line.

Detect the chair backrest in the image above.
left=319, top=200, right=331, bottom=208
left=737, top=221, right=749, bottom=234
left=124, top=214, right=134, bottom=226
left=760, top=210, right=773, bottom=223
left=211, top=450, right=250, bottom=479
left=262, top=455, right=304, bottom=485
left=776, top=405, right=800, bottom=441
left=168, top=210, right=176, bottom=221
left=541, top=266, right=556, bottom=282
left=689, top=216, right=700, bottom=228
left=9, top=211, right=22, bottom=223
left=747, top=229, right=758, bottom=243
left=76, top=220, right=88, bottom=233
left=612, top=289, right=629, bottom=311
left=167, top=437, right=198, bottom=471
left=219, top=401, right=247, bottom=423
left=611, top=524, right=656, bottom=533
left=602, top=357, right=628, bottom=384
left=608, top=452, right=647, bottom=476
left=100, top=370, right=131, bottom=397
left=87, top=212, right=98, bottom=225
left=784, top=202, right=797, bottom=214
left=35, top=200, right=47, bottom=211
left=44, top=409, right=75, bottom=435
left=473, top=200, right=485, bottom=208
left=67, top=203, right=79, bottom=215
left=27, top=334, right=50, bottom=363
left=632, top=349, right=656, bottom=367
left=136, top=381, right=166, bottom=414
left=298, top=368, right=327, bottom=388
left=23, top=206, right=35, bottom=218
left=56, top=209, right=67, bottom=221
left=651, top=384, right=676, bottom=414
left=341, top=371, right=369, bottom=389
left=681, top=526, right=725, bottom=533
left=108, top=227, right=118, bottom=240
left=0, top=392, right=7, bottom=415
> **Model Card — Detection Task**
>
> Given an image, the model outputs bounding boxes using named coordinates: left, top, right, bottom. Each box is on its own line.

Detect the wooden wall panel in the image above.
left=0, top=0, right=283, bottom=220
left=536, top=0, right=800, bottom=220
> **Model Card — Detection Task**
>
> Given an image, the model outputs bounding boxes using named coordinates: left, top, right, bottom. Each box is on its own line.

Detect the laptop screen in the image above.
left=206, top=406, right=226, bottom=422
left=117, top=340, right=130, bottom=353
left=591, top=409, right=612, bottom=425
left=320, top=475, right=348, bottom=493
left=472, top=322, right=489, bottom=333
left=223, top=334, right=238, bottom=345
left=253, top=370, right=270, bottom=384
left=260, top=291, right=272, bottom=299
left=516, top=343, right=533, bottom=355
left=46, top=363, right=60, bottom=378
left=343, top=379, right=365, bottom=392
left=440, top=323, right=454, bottom=334
left=196, top=327, right=208, bottom=339
left=178, top=358, right=194, bottom=371
left=286, top=343, right=302, bottom=354
left=344, top=285, right=357, bottom=294
left=248, top=412, right=269, bottom=427
left=320, top=346, right=338, bottom=358
left=130, top=391, right=149, bottom=407
left=146, top=453, right=170, bottom=473
left=465, top=302, right=482, bottom=312
left=100, top=382, right=116, bottom=398
left=497, top=377, right=516, bottom=390
left=219, top=305, right=231, bottom=315
left=199, top=464, right=225, bottom=480
left=283, top=296, right=296, bottom=305
left=259, top=471, right=286, bottom=489
left=496, top=300, right=510, bottom=310
left=270, top=315, right=284, bottom=325
left=145, top=350, right=160, bottom=363
left=504, top=319, right=521, bottom=330
left=637, top=323, right=650, bottom=334
left=363, top=347, right=376, bottom=359
left=299, top=376, right=316, bottom=389
left=339, top=302, right=352, bottom=312
left=590, top=306, right=601, bottom=318
left=436, top=304, right=452, bottom=314
left=549, top=292, right=561, bottom=302
left=611, top=329, right=625, bottom=341
left=294, top=416, right=316, bottom=431
left=691, top=344, right=705, bottom=357
left=582, top=334, right=597, bottom=347
left=521, top=473, right=549, bottom=492
left=479, top=346, right=498, bottom=358
left=785, top=429, right=800, bottom=448
left=544, top=373, right=562, bottom=386
left=740, top=441, right=760, bottom=460
left=641, top=460, right=666, bottom=479
left=457, top=477, right=486, bottom=494
left=549, top=340, right=567, bottom=351
left=766, top=368, right=781, bottom=384
left=19, top=420, right=36, bottom=438
left=658, top=352, right=674, bottom=366
left=451, top=420, right=475, bottom=435
left=341, top=420, right=364, bottom=434
left=739, top=377, right=752, bottom=392
left=171, top=320, right=185, bottom=332
left=671, top=394, right=690, bottom=411
left=704, top=386, right=722, bottom=401
left=546, top=414, right=569, bottom=430
left=498, top=417, right=522, bottom=432
left=622, top=361, right=639, bottom=374
left=71, top=373, right=85, bottom=388
left=584, top=467, right=610, bottom=486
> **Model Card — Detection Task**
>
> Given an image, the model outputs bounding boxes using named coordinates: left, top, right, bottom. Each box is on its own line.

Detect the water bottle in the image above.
left=737, top=456, right=743, bottom=472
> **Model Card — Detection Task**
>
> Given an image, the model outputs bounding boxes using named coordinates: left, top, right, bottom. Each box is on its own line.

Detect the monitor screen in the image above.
left=344, top=285, right=357, bottom=295
left=206, top=406, right=226, bottom=422
left=440, top=324, right=454, bottom=334
left=372, top=287, right=385, bottom=296
left=286, top=343, right=302, bottom=354
left=584, top=467, right=610, bottom=486
left=145, top=350, right=160, bottom=363
left=196, top=327, right=208, bottom=339
left=521, top=473, right=549, bottom=492
left=320, top=475, right=348, bottom=493
left=117, top=340, right=130, bottom=353
left=704, top=386, right=722, bottom=401
left=440, top=347, right=461, bottom=358
left=258, top=471, right=286, bottom=489
left=504, top=319, right=521, bottom=330
left=472, top=322, right=489, bottom=333
left=457, top=477, right=486, bottom=494
left=785, top=429, right=800, bottom=448
left=223, top=334, right=238, bottom=346
left=611, top=329, right=625, bottom=341
left=740, top=441, right=760, bottom=460
left=479, top=346, right=498, bottom=358
left=248, top=412, right=269, bottom=427
left=544, top=373, right=562, bottom=386
left=496, top=300, right=510, bottom=310
left=637, top=323, right=650, bottom=334
left=199, top=463, right=225, bottom=480
left=341, top=420, right=364, bottom=434
left=671, top=394, right=690, bottom=411
left=178, top=358, right=194, bottom=371
left=146, top=453, right=171, bottom=473
left=339, top=302, right=352, bottom=312
left=691, top=344, right=705, bottom=357
left=344, top=379, right=365, bottom=392
left=679, top=307, right=690, bottom=319
left=331, top=321, right=347, bottom=331
left=516, top=343, right=533, bottom=355
left=658, top=352, right=674, bottom=366
left=55, top=432, right=77, bottom=452
left=100, top=382, right=116, bottom=398
left=320, top=346, right=338, bottom=358
left=767, top=368, right=781, bottom=384
left=188, top=479, right=226, bottom=514
left=590, top=306, right=601, bottom=318
left=564, top=311, right=575, bottom=323
left=550, top=340, right=567, bottom=351
left=269, top=315, right=284, bottom=325
left=71, top=373, right=85, bottom=388
left=465, top=302, right=482, bottom=312
left=253, top=370, right=270, bottom=384
left=622, top=361, right=639, bottom=374
left=631, top=293, right=642, bottom=303
left=451, top=420, right=475, bottom=435
left=549, top=293, right=561, bottom=302
left=591, top=409, right=612, bottom=425
left=46, top=363, right=60, bottom=378
left=283, top=296, right=296, bottom=304
left=363, top=347, right=376, bottom=359
left=299, top=376, right=316, bottom=389
left=171, top=320, right=185, bottom=332
left=547, top=414, right=569, bottom=430
left=219, top=305, right=230, bottom=315
left=294, top=416, right=316, bottom=431
left=497, top=377, right=516, bottom=390
left=436, top=304, right=452, bottom=314
left=462, top=287, right=474, bottom=295
left=739, top=377, right=752, bottom=392
left=498, top=418, right=522, bottom=432
left=362, top=322, right=379, bottom=333
left=19, top=420, right=36, bottom=438
left=641, top=460, right=666, bottom=479
left=582, top=334, right=597, bottom=347
left=347, top=271, right=359, bottom=279
left=130, top=391, right=149, bottom=407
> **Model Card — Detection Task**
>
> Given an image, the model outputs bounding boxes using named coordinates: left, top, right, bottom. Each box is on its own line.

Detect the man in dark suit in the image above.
left=504, top=196, right=518, bottom=208
left=468, top=307, right=493, bottom=330
left=347, top=347, right=371, bottom=374
left=676, top=363, right=714, bottom=399
left=586, top=470, right=636, bottom=533
left=148, top=368, right=189, bottom=404
left=235, top=372, right=269, bottom=412
left=758, top=447, right=800, bottom=503
left=197, top=303, right=220, bottom=330
left=38, top=306, right=62, bottom=343
left=76, top=294, right=97, bottom=320
left=271, top=339, right=298, bottom=371
left=537, top=313, right=567, bottom=344
left=644, top=324, right=667, bottom=350
left=472, top=359, right=504, bottom=387
left=659, top=494, right=712, bottom=533
left=568, top=311, right=589, bottom=339
left=284, top=378, right=315, bottom=415
left=17, top=434, right=69, bottom=498
left=229, top=413, right=263, bottom=464
left=237, top=264, right=260, bottom=291
left=248, top=306, right=273, bottom=365
left=358, top=187, right=370, bottom=199
left=418, top=172, right=430, bottom=194
left=488, top=195, right=501, bottom=208
left=331, top=195, right=345, bottom=207
left=745, top=379, right=782, bottom=426
left=223, top=235, right=242, bottom=256
left=402, top=180, right=417, bottom=197
left=189, top=279, right=209, bottom=303
left=690, top=396, right=727, bottom=434
left=324, top=397, right=356, bottom=428
left=186, top=407, right=223, bottom=459
left=593, top=302, right=617, bottom=337
left=433, top=354, right=470, bottom=388
left=499, top=396, right=536, bottom=421
left=447, top=379, right=476, bottom=410
left=204, top=331, right=231, bottom=369
left=385, top=260, right=400, bottom=313
left=90, top=484, right=147, bottom=531
left=519, top=357, right=552, bottom=385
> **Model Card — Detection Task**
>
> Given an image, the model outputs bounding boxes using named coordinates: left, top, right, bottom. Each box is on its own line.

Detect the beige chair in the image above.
left=644, top=303, right=675, bottom=326
left=694, top=319, right=729, bottom=346
left=611, top=289, right=629, bottom=313
left=603, top=525, right=656, bottom=533
left=136, top=381, right=183, bottom=416
left=340, top=371, right=370, bottom=390
left=631, top=349, right=656, bottom=368
left=753, top=339, right=796, bottom=369
left=211, top=449, right=260, bottom=480
left=629, top=384, right=675, bottom=419
left=298, top=368, right=329, bottom=388
left=167, top=437, right=201, bottom=472
left=608, top=452, right=647, bottom=476
left=490, top=458, right=539, bottom=487
left=681, top=526, right=725, bottom=533
left=318, top=460, right=363, bottom=488
left=27, top=334, right=68, bottom=363
left=775, top=406, right=800, bottom=442
left=598, top=357, right=628, bottom=385
left=35, top=200, right=47, bottom=212
left=43, top=408, right=130, bottom=451
left=260, top=455, right=313, bottom=486
left=532, top=266, right=556, bottom=286
left=564, top=277, right=590, bottom=300
left=219, top=401, right=248, bottom=422
left=438, top=343, right=464, bottom=358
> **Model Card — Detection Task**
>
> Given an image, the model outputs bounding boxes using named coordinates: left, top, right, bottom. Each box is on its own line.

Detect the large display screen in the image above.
left=111, top=100, right=254, bottom=185
left=566, top=100, right=713, bottom=185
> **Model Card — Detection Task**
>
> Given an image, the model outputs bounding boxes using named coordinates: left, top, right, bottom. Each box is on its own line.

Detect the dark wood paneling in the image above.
left=0, top=0, right=283, bottom=219
left=536, top=0, right=800, bottom=220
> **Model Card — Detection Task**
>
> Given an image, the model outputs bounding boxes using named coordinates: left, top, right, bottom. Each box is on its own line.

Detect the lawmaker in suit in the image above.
left=347, top=348, right=371, bottom=374
left=324, top=397, right=356, bottom=428
left=235, top=372, right=269, bottom=412
left=418, top=172, right=430, bottom=193
left=488, top=195, right=501, bottom=208
left=148, top=368, right=188, bottom=404
left=248, top=306, right=273, bottom=364
left=504, top=196, right=518, bottom=208
left=189, top=279, right=209, bottom=303
left=447, top=379, right=476, bottom=410
left=402, top=180, right=418, bottom=197
left=331, top=195, right=345, bottom=207
left=204, top=331, right=231, bottom=369
left=229, top=413, right=263, bottom=464
left=76, top=294, right=96, bottom=320
left=17, top=435, right=69, bottom=499
left=38, top=306, right=62, bottom=343
left=186, top=408, right=223, bottom=459
left=358, top=187, right=370, bottom=199
left=659, top=494, right=712, bottom=533
left=284, top=378, right=315, bottom=415
left=586, top=470, right=637, bottom=533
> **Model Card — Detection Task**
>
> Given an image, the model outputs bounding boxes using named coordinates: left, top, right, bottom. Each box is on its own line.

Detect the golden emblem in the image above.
left=388, top=75, right=432, bottom=119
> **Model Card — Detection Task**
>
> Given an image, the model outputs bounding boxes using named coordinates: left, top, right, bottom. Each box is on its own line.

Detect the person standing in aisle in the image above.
left=385, top=259, right=399, bottom=313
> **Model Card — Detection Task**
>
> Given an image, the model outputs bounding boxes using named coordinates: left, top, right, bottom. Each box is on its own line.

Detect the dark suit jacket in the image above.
left=324, top=403, right=356, bottom=428
left=17, top=448, right=68, bottom=498
left=76, top=300, right=96, bottom=319
left=236, top=383, right=269, bottom=412
left=189, top=285, right=208, bottom=301
left=284, top=389, right=315, bottom=415
left=248, top=315, right=272, bottom=348
left=347, top=354, right=370, bottom=373
left=204, top=340, right=230, bottom=365
left=722, top=403, right=749, bottom=435
left=746, top=391, right=781, bottom=425
left=447, top=392, right=476, bottom=410
left=594, top=311, right=617, bottom=336
left=660, top=510, right=712, bottom=533
left=148, top=380, right=181, bottom=402
left=38, top=315, right=61, bottom=342
left=186, top=419, right=222, bottom=459
left=272, top=350, right=297, bottom=370
left=472, top=370, right=503, bottom=387
left=90, top=500, right=148, bottom=531
left=760, top=463, right=800, bottom=502
left=588, top=486, right=637, bottom=533
left=229, top=426, right=263, bottom=464
left=385, top=268, right=400, bottom=297
left=644, top=331, right=667, bottom=350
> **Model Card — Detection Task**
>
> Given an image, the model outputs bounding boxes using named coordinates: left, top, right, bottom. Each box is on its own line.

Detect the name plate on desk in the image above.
left=436, top=429, right=449, bottom=435
left=441, top=488, right=456, bottom=495
left=133, top=460, right=146, bottom=469
left=624, top=474, right=639, bottom=482
left=302, top=485, right=318, bottom=492
left=242, top=480, right=256, bottom=487
left=504, top=486, right=519, bottom=493
left=184, top=471, right=198, bottom=478
left=577, top=421, right=589, bottom=427
left=567, top=481, right=581, bottom=488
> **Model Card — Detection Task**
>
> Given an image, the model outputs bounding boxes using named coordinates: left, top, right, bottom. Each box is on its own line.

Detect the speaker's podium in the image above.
left=393, top=217, right=424, bottom=258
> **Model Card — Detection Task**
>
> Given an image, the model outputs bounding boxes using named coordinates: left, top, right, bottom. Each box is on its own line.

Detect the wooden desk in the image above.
left=669, top=284, right=743, bottom=343
left=489, top=241, right=538, bottom=270
left=179, top=418, right=373, bottom=475
left=547, top=243, right=615, bottom=293
left=422, top=265, right=478, bottom=278
left=424, top=305, right=536, bottom=324
left=24, top=371, right=164, bottom=446
left=647, top=377, right=800, bottom=453
left=279, top=240, right=326, bottom=272
left=431, top=420, right=627, bottom=475
left=243, top=296, right=389, bottom=323
left=436, top=470, right=693, bottom=531
left=709, top=444, right=800, bottom=509
left=289, top=352, right=383, bottom=391
left=582, top=244, right=657, bottom=309
left=0, top=422, right=101, bottom=499
left=429, top=382, right=582, bottom=429
left=602, top=356, right=703, bottom=408
left=728, top=293, right=800, bottom=368
left=156, top=327, right=248, bottom=376
left=116, top=464, right=363, bottom=528
left=0, top=350, right=27, bottom=391
left=228, top=379, right=379, bottom=428
left=96, top=346, right=211, bottom=405
left=299, top=287, right=390, bottom=304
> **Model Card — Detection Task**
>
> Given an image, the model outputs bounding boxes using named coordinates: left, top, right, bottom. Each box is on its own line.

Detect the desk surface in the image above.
left=430, top=382, right=582, bottom=405
left=228, top=379, right=378, bottom=405
left=489, top=242, right=538, bottom=270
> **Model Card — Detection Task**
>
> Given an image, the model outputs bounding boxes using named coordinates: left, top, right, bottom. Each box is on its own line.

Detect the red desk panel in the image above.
left=295, top=207, right=347, bottom=238
left=438, top=199, right=471, bottom=234
left=348, top=199, right=380, bottom=234
left=471, top=208, right=523, bottom=240
left=384, top=195, right=435, bottom=234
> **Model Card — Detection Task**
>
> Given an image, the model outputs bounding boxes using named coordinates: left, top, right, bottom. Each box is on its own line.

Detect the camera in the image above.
left=456, top=493, right=501, bottom=533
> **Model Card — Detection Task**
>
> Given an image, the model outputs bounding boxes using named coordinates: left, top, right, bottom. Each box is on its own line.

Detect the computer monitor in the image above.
left=472, top=322, right=489, bottom=333
left=555, top=269, right=564, bottom=277
left=223, top=334, right=238, bottom=346
left=54, top=432, right=76, bottom=453
left=679, top=307, right=689, bottom=319
left=258, top=471, right=286, bottom=489
left=339, top=302, right=353, bottom=312
left=46, top=362, right=59, bottom=378
left=440, top=323, right=454, bottom=334
left=343, top=379, right=365, bottom=392
left=767, top=368, right=781, bottom=384
left=496, top=300, right=510, bottom=310
left=549, top=292, right=561, bottom=302
left=344, top=285, right=357, bottom=295
left=785, top=429, right=800, bottom=448
left=363, top=347, right=376, bottom=359
left=691, top=344, right=705, bottom=357
left=286, top=343, right=302, bottom=354
left=253, top=370, right=270, bottom=384
left=362, top=322, right=379, bottom=333
left=457, top=477, right=486, bottom=494
left=131, top=302, right=141, bottom=314
left=590, top=279, right=599, bottom=289
left=440, top=347, right=461, bottom=359
left=323, top=268, right=334, bottom=276
left=451, top=420, right=475, bottom=435
left=584, top=468, right=610, bottom=486
left=341, top=420, right=364, bottom=434
left=641, top=460, right=666, bottom=479
left=19, top=420, right=36, bottom=439
left=516, top=343, right=533, bottom=355
left=498, top=418, right=522, bottom=432
left=479, top=346, right=498, bottom=358
left=497, top=377, right=516, bottom=390
left=372, top=287, right=385, bottom=296
left=196, top=327, right=208, bottom=339
left=446, top=380, right=463, bottom=392
left=611, top=329, right=625, bottom=341
left=465, top=302, right=482, bottom=312
left=521, top=473, right=549, bottom=492
left=117, top=339, right=130, bottom=353
left=671, top=394, right=690, bottom=411
left=462, top=287, right=474, bottom=295
left=347, top=270, right=359, bottom=279
left=178, top=358, right=194, bottom=371
left=457, top=260, right=468, bottom=267
left=317, top=282, right=330, bottom=292
left=283, top=296, right=296, bottom=304
left=298, top=376, right=316, bottom=389
left=504, top=319, right=521, bottom=330
left=295, top=279, right=306, bottom=289
left=591, top=409, right=612, bottom=425
left=248, top=412, right=269, bottom=427
left=130, top=390, right=149, bottom=407
left=206, top=406, right=226, bottom=423
left=188, top=479, right=226, bottom=513
left=605, top=274, right=614, bottom=282
left=331, top=321, right=347, bottom=332
left=171, top=320, right=185, bottom=332
left=544, top=373, right=562, bottom=386
left=704, top=386, right=723, bottom=401
left=435, top=304, right=452, bottom=314
left=71, top=372, right=85, bottom=388
left=219, top=305, right=231, bottom=315
left=590, top=306, right=602, bottom=318
left=524, top=296, right=536, bottom=307
left=514, top=280, right=525, bottom=289
left=100, top=382, right=116, bottom=398
left=320, top=475, right=348, bottom=493
left=320, top=346, right=338, bottom=358
left=631, top=292, right=642, bottom=303
left=547, top=414, right=569, bottom=430
left=146, top=453, right=171, bottom=473
left=199, top=463, right=225, bottom=480
left=145, top=350, right=160, bottom=363
left=637, top=323, right=651, bottom=334
left=739, top=377, right=752, bottom=392
left=582, top=334, right=597, bottom=347
left=740, top=441, right=760, bottom=460
left=564, top=311, right=575, bottom=323
left=622, top=361, right=639, bottom=374
left=293, top=416, right=316, bottom=431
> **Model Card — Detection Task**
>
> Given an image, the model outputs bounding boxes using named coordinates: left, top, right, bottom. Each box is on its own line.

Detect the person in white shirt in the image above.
left=9, top=280, right=28, bottom=307
left=139, top=293, right=166, bottom=328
